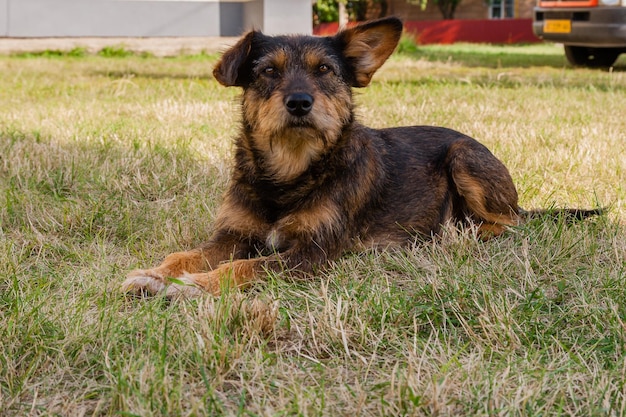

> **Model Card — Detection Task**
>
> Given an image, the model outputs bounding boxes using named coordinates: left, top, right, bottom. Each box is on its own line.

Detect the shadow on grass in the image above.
left=400, top=47, right=626, bottom=71
left=0, top=129, right=222, bottom=247
left=93, top=70, right=215, bottom=81
left=376, top=75, right=626, bottom=93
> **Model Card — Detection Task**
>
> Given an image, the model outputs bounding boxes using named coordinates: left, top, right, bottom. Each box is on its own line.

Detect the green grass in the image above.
left=0, top=44, right=625, bottom=416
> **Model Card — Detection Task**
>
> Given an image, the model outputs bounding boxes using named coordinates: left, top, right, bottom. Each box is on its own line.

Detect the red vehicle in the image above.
left=533, top=0, right=626, bottom=67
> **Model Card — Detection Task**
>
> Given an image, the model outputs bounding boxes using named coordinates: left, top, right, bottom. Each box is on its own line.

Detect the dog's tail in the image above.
left=519, top=207, right=606, bottom=222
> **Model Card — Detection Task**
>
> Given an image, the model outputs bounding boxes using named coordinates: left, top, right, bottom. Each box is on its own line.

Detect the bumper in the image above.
left=533, top=7, right=626, bottom=47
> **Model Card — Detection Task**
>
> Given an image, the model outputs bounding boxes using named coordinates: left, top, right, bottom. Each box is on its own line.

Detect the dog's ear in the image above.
left=213, top=31, right=257, bottom=87
left=336, top=17, right=403, bottom=88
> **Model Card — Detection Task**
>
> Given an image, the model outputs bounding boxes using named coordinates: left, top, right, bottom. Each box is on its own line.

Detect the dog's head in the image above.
left=213, top=17, right=402, bottom=180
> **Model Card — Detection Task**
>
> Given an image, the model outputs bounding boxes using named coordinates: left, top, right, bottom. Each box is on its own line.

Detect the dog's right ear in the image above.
left=335, top=17, right=403, bottom=87
left=213, top=31, right=257, bottom=87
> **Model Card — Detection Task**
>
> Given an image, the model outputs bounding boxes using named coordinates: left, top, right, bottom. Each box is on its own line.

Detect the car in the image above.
left=533, top=0, right=626, bottom=68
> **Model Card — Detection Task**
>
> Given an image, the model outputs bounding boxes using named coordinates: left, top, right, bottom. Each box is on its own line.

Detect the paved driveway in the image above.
left=0, top=37, right=238, bottom=56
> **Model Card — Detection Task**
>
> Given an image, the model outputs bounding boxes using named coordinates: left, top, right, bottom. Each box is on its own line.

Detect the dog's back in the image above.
left=303, top=124, right=521, bottom=246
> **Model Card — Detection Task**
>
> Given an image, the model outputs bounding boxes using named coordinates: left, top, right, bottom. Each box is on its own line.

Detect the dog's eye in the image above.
left=318, top=64, right=330, bottom=74
left=263, top=67, right=277, bottom=76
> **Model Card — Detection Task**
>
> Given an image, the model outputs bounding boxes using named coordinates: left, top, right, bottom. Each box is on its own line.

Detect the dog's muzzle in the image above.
left=284, top=93, right=314, bottom=117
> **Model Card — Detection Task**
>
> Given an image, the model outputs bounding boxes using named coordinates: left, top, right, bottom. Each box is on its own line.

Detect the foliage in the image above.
left=313, top=0, right=339, bottom=23
left=314, top=0, right=463, bottom=23
left=406, top=0, right=463, bottom=19
left=313, top=0, right=388, bottom=23
left=11, top=47, right=87, bottom=58
left=395, top=33, right=420, bottom=54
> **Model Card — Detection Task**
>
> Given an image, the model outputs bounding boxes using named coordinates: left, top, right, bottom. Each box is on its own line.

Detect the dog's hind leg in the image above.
left=446, top=139, right=520, bottom=238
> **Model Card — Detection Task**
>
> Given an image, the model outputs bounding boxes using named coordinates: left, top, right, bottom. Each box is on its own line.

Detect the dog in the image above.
left=122, top=17, right=601, bottom=298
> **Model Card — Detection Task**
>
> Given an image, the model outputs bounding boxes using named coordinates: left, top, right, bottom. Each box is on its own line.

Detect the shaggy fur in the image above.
left=122, top=17, right=600, bottom=297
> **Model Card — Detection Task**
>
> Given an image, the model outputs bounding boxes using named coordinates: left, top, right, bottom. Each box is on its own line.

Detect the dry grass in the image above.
left=0, top=44, right=625, bottom=416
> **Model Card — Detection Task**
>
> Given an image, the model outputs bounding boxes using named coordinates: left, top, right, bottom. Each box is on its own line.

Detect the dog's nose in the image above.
left=284, top=93, right=314, bottom=117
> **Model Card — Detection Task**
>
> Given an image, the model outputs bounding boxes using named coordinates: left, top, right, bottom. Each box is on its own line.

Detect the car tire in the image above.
left=564, top=45, right=621, bottom=68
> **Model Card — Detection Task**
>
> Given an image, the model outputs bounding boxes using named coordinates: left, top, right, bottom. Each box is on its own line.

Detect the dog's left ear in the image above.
left=213, top=30, right=257, bottom=87
left=336, top=17, right=403, bottom=88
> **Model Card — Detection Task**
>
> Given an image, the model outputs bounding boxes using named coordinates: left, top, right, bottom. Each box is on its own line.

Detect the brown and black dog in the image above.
left=122, top=17, right=600, bottom=298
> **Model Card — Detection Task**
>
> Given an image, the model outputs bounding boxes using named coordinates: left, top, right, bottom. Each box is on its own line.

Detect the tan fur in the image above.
left=182, top=258, right=268, bottom=295
left=243, top=80, right=350, bottom=182
left=280, top=203, right=342, bottom=235
left=252, top=129, right=328, bottom=181
left=121, top=18, right=599, bottom=300
left=341, top=24, right=401, bottom=87
left=214, top=193, right=269, bottom=238
left=452, top=172, right=519, bottom=227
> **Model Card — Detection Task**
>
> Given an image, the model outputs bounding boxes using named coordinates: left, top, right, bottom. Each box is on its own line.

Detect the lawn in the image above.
left=1, top=42, right=625, bottom=416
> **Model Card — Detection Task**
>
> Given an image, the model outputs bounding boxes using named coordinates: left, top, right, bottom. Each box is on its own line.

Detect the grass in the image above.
left=0, top=42, right=625, bottom=416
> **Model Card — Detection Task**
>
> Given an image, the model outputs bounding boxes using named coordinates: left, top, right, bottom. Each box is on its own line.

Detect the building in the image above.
left=313, top=0, right=538, bottom=44
left=1, top=0, right=536, bottom=43
left=0, top=0, right=312, bottom=37
left=385, top=0, right=535, bottom=21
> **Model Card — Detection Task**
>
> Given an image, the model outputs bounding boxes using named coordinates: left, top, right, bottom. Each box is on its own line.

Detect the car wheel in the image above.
left=564, top=45, right=621, bottom=68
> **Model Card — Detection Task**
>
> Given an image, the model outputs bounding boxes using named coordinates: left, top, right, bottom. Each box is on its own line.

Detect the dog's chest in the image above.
left=252, top=178, right=317, bottom=220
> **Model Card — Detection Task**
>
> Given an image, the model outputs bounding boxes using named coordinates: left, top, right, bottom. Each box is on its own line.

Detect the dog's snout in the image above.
left=284, top=93, right=314, bottom=117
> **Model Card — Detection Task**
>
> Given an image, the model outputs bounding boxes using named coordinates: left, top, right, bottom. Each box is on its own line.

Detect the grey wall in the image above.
left=243, top=0, right=264, bottom=32
left=262, top=0, right=312, bottom=35
left=219, top=2, right=244, bottom=36
left=3, top=0, right=222, bottom=37
left=242, top=0, right=312, bottom=35
left=0, top=0, right=312, bottom=38
left=1, top=0, right=7, bottom=36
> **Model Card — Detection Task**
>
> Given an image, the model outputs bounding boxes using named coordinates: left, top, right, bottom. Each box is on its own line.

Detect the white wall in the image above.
left=262, top=0, right=312, bottom=35
left=3, top=0, right=222, bottom=37
left=243, top=0, right=264, bottom=32
left=242, top=0, right=312, bottom=35
left=1, top=0, right=8, bottom=36
left=0, top=0, right=312, bottom=38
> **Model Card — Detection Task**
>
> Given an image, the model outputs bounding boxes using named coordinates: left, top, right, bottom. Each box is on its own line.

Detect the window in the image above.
left=489, top=0, right=515, bottom=18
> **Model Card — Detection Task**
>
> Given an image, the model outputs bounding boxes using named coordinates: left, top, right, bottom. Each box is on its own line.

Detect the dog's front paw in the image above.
left=121, top=269, right=168, bottom=296
left=164, top=274, right=205, bottom=299
left=122, top=269, right=206, bottom=299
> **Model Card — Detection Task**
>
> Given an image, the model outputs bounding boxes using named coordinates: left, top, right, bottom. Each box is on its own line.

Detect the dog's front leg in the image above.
left=166, top=257, right=275, bottom=297
left=171, top=241, right=329, bottom=297
left=121, top=231, right=255, bottom=297
left=168, top=222, right=341, bottom=296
